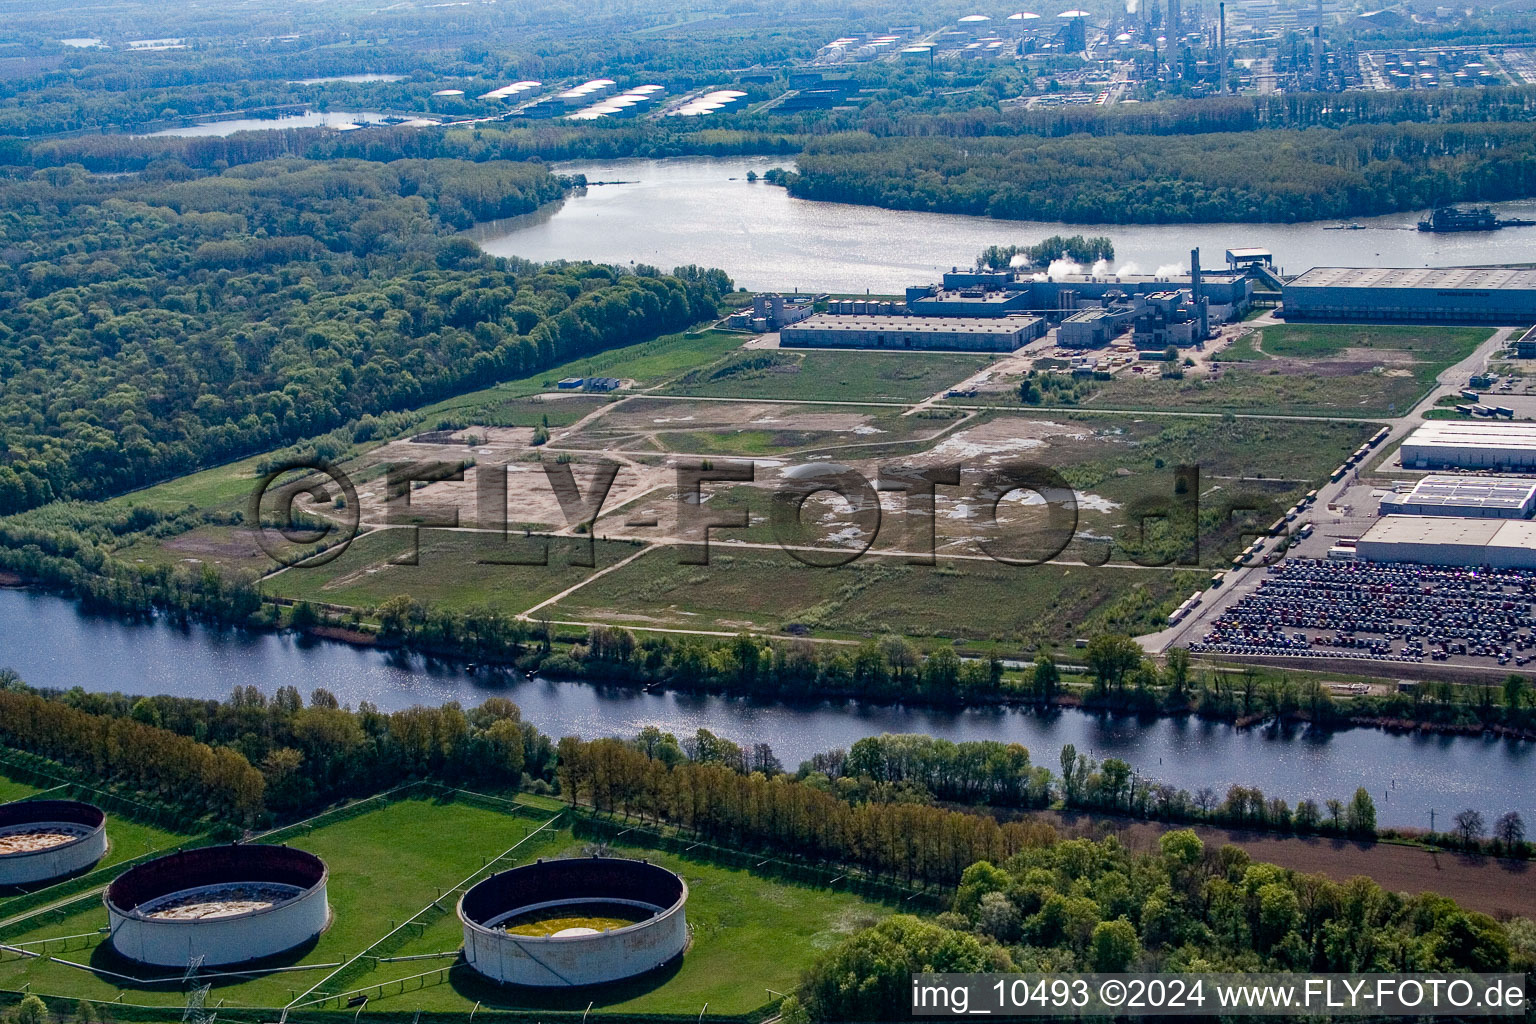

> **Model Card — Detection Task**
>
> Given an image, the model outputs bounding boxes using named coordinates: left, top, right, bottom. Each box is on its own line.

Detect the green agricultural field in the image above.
left=111, top=524, right=275, bottom=576
left=262, top=528, right=644, bottom=615
left=418, top=329, right=749, bottom=425
left=107, top=451, right=279, bottom=516
left=553, top=397, right=969, bottom=458
left=994, top=325, right=1492, bottom=417
left=0, top=792, right=896, bottom=1019
left=547, top=545, right=1206, bottom=648
left=665, top=349, right=995, bottom=402
left=1212, top=334, right=1268, bottom=362
left=1255, top=323, right=1489, bottom=364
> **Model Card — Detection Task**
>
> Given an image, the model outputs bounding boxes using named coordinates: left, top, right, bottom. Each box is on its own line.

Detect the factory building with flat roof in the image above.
left=1283, top=267, right=1536, bottom=323
left=1379, top=475, right=1536, bottom=519
left=1399, top=421, right=1536, bottom=470
left=780, top=314, right=1043, bottom=352
left=1356, top=515, right=1536, bottom=569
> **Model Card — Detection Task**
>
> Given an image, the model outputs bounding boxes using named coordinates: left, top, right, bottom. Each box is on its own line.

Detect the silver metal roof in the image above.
left=1404, top=421, right=1536, bottom=453
left=1288, top=266, right=1536, bottom=291
left=786, top=314, right=1039, bottom=335
left=1393, top=475, right=1536, bottom=510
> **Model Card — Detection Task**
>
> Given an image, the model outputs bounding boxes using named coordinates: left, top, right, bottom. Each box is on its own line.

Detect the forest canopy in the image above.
left=0, top=158, right=731, bottom=513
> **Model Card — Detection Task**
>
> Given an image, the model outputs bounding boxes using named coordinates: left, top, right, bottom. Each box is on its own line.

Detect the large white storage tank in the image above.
left=0, top=800, right=108, bottom=885
left=106, top=845, right=330, bottom=967
left=459, top=856, right=688, bottom=987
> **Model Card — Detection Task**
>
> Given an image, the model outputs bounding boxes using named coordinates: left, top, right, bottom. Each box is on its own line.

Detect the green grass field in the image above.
left=982, top=325, right=1493, bottom=418
left=418, top=329, right=749, bottom=425
left=0, top=793, right=894, bottom=1017
left=262, top=529, right=643, bottom=615
left=547, top=545, right=1205, bottom=648
left=1212, top=334, right=1268, bottom=362
left=1255, top=323, right=1489, bottom=364
left=665, top=349, right=994, bottom=402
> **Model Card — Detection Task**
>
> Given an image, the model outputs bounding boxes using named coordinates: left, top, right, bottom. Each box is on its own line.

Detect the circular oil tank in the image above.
left=0, top=800, right=107, bottom=885
left=106, top=845, right=329, bottom=967
left=459, top=857, right=688, bottom=988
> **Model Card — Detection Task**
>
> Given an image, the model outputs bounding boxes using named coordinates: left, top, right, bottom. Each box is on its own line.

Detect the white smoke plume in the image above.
left=1154, top=263, right=1184, bottom=277
left=1126, top=0, right=1139, bottom=12
left=1089, top=258, right=1111, bottom=276
left=1009, top=253, right=1031, bottom=267
left=1116, top=261, right=1143, bottom=275
left=1047, top=258, right=1083, bottom=280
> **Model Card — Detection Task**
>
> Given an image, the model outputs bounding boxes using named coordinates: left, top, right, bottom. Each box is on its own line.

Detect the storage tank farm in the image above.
left=459, top=856, right=689, bottom=987
left=105, top=845, right=330, bottom=967
left=0, top=800, right=108, bottom=885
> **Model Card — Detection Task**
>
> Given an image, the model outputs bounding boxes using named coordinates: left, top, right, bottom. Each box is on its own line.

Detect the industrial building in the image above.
left=459, top=857, right=689, bottom=987
left=726, top=293, right=816, bottom=332
left=0, top=800, right=107, bottom=885
left=780, top=314, right=1043, bottom=352
left=1059, top=306, right=1139, bottom=348
left=1399, top=421, right=1536, bottom=470
left=902, top=249, right=1251, bottom=341
left=906, top=283, right=1035, bottom=317
left=1379, top=475, right=1536, bottom=518
left=106, top=845, right=330, bottom=967
left=1283, top=266, right=1536, bottom=323
left=1356, top=515, right=1536, bottom=569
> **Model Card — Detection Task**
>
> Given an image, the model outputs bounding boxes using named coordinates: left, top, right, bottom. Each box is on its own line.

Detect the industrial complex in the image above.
left=459, top=857, right=689, bottom=987
left=0, top=800, right=107, bottom=885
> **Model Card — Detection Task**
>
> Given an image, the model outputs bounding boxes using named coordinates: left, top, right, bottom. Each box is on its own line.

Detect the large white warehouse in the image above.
left=1379, top=475, right=1536, bottom=519
left=1356, top=515, right=1536, bottom=568
left=1399, top=421, right=1536, bottom=471
left=780, top=314, right=1043, bottom=352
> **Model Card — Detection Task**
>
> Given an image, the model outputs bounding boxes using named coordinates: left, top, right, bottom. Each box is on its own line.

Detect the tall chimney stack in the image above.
left=1218, top=2, right=1227, bottom=93
left=1314, top=0, right=1324, bottom=85
left=1190, top=248, right=1209, bottom=340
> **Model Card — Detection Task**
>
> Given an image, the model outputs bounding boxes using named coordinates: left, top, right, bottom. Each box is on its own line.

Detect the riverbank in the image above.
left=3, top=582, right=1533, bottom=830
left=24, top=572, right=1536, bottom=746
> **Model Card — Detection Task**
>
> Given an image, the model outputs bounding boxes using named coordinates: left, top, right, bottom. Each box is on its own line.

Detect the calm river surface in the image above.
left=10, top=158, right=1536, bottom=827
left=471, top=156, right=1536, bottom=293
left=2, top=586, right=1529, bottom=828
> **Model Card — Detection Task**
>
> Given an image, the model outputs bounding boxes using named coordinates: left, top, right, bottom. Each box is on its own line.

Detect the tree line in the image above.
left=789, top=828, right=1527, bottom=1021
left=0, top=671, right=557, bottom=821
left=977, top=235, right=1115, bottom=270
left=780, top=121, right=1536, bottom=223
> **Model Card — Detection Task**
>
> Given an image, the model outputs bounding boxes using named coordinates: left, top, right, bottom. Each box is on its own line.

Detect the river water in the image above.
left=470, top=156, right=1536, bottom=293
left=2, top=586, right=1529, bottom=828
left=10, top=157, right=1536, bottom=827
left=138, top=111, right=409, bottom=138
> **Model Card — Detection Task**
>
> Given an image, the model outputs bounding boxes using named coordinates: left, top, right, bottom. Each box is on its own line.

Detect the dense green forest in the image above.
left=0, top=158, right=730, bottom=512
left=780, top=121, right=1536, bottom=223
left=789, top=832, right=1529, bottom=1021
